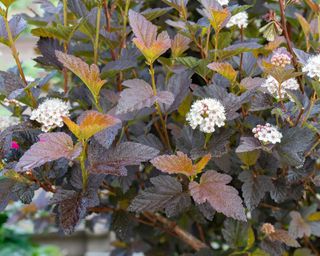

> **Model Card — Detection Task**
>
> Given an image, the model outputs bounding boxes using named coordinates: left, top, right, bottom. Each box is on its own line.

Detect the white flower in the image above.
left=226, top=12, right=248, bottom=29
left=186, top=98, right=226, bottom=133
left=30, top=98, right=70, bottom=132
left=252, top=123, right=282, bottom=145
left=302, top=54, right=320, bottom=80
left=271, top=47, right=292, bottom=67
left=0, top=116, right=20, bottom=132
left=261, top=75, right=299, bottom=101
left=216, top=0, right=229, bottom=5
left=2, top=98, right=25, bottom=107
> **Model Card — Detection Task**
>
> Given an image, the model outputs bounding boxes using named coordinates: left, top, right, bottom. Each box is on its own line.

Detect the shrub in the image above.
left=0, top=0, right=320, bottom=255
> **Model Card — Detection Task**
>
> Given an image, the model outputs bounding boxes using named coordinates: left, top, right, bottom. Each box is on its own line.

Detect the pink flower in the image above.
left=11, top=141, right=20, bottom=150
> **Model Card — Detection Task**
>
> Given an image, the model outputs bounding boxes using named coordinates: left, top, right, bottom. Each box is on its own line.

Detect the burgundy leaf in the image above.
left=189, top=170, right=246, bottom=221
left=116, top=79, right=174, bottom=114
left=59, top=192, right=87, bottom=235
left=88, top=141, right=159, bottom=176
left=16, top=132, right=81, bottom=172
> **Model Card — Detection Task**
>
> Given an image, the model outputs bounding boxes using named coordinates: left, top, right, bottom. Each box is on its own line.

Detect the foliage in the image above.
left=0, top=0, right=320, bottom=255
left=0, top=213, right=62, bottom=256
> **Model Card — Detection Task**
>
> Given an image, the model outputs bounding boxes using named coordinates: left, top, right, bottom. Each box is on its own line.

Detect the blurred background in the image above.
left=0, top=1, right=114, bottom=255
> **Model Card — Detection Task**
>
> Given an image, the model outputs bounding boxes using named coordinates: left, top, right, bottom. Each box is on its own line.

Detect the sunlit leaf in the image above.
left=207, top=62, right=238, bottom=82
left=129, top=10, right=171, bottom=64
left=63, top=111, right=120, bottom=141
left=199, top=1, right=230, bottom=32
left=151, top=152, right=211, bottom=176
left=171, top=33, right=191, bottom=58
left=0, top=0, right=16, bottom=7
left=56, top=51, right=106, bottom=100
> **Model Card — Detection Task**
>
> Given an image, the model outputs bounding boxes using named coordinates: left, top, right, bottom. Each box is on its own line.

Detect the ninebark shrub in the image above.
left=1, top=0, right=320, bottom=255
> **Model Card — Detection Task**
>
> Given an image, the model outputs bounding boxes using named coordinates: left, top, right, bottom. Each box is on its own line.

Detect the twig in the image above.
left=89, top=207, right=208, bottom=251
left=149, top=63, right=172, bottom=150
left=94, top=4, right=102, bottom=64
left=239, top=26, right=244, bottom=82
left=102, top=0, right=117, bottom=61
left=278, top=0, right=304, bottom=93
left=294, top=107, right=304, bottom=126
left=304, top=235, right=319, bottom=256
left=153, top=213, right=208, bottom=251
left=63, top=0, right=69, bottom=94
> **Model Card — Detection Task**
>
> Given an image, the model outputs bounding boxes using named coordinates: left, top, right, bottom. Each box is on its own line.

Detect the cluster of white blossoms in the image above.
left=226, top=12, right=249, bottom=29
left=30, top=98, right=70, bottom=132
left=261, top=75, right=299, bottom=100
left=186, top=98, right=226, bottom=133
left=0, top=116, right=20, bottom=132
left=1, top=98, right=25, bottom=107
left=302, top=54, right=320, bottom=80
left=252, top=123, right=283, bottom=145
left=271, top=48, right=292, bottom=67
left=216, top=0, right=229, bottom=5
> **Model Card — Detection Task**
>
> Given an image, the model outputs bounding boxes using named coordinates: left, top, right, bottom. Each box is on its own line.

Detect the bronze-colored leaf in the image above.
left=63, top=111, right=120, bottom=141
left=207, top=62, right=238, bottom=82
left=151, top=152, right=211, bottom=176
left=56, top=51, right=106, bottom=99
left=129, top=10, right=171, bottom=64
left=171, top=33, right=192, bottom=58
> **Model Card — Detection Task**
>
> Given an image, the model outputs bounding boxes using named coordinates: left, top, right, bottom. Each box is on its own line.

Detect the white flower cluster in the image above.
left=302, top=54, right=320, bottom=80
left=2, top=98, right=25, bottom=107
left=252, top=123, right=283, bottom=145
left=261, top=75, right=299, bottom=101
left=0, top=116, right=19, bottom=132
left=186, top=98, right=226, bottom=133
left=216, top=0, right=229, bottom=5
left=271, top=48, right=292, bottom=67
left=30, top=98, right=70, bottom=132
left=226, top=12, right=249, bottom=29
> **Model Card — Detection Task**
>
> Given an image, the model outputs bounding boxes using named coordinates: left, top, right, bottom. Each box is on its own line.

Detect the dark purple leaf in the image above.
left=129, top=175, right=191, bottom=217
left=88, top=141, right=159, bottom=175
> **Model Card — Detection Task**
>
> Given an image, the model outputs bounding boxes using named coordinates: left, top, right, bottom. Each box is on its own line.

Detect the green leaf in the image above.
left=31, top=21, right=82, bottom=43
left=207, top=62, right=238, bottom=82
left=216, top=42, right=261, bottom=60
left=246, top=226, right=255, bottom=250
left=237, top=150, right=260, bottom=166
left=142, top=7, right=172, bottom=21
left=176, top=56, right=200, bottom=69
left=231, top=5, right=252, bottom=15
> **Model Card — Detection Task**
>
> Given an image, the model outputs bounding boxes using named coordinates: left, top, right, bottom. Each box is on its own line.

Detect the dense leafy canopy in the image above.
left=0, top=0, right=320, bottom=255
